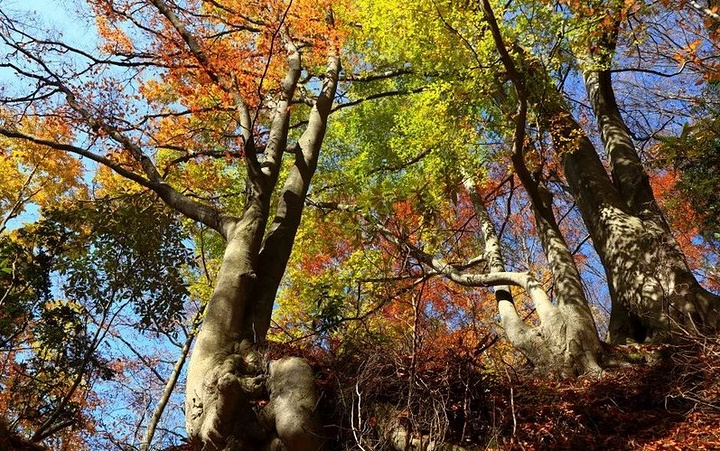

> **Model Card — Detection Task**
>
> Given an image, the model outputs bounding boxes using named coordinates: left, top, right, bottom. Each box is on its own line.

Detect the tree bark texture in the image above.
left=581, top=67, right=720, bottom=342
left=520, top=50, right=720, bottom=343
left=465, top=172, right=601, bottom=376
left=510, top=156, right=602, bottom=375
left=184, top=52, right=340, bottom=450
left=478, top=0, right=602, bottom=375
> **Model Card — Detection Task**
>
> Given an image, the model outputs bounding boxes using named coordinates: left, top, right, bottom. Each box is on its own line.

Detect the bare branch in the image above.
left=140, top=307, right=205, bottom=451
left=689, top=0, right=720, bottom=22
left=332, top=87, right=426, bottom=113
left=340, top=68, right=413, bottom=82
left=610, top=62, right=687, bottom=78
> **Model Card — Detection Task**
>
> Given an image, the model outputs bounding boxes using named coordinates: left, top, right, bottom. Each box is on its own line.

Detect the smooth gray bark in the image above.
left=464, top=176, right=555, bottom=368
left=264, top=357, right=325, bottom=450
left=184, top=52, right=340, bottom=450
left=245, top=53, right=341, bottom=342
left=510, top=157, right=602, bottom=375
left=523, top=56, right=720, bottom=343
left=479, top=0, right=601, bottom=375
left=579, top=53, right=720, bottom=342
left=144, top=1, right=343, bottom=446
left=0, top=2, right=332, bottom=448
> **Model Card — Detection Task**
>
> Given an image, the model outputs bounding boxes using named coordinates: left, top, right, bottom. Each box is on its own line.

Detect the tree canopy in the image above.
left=1, top=0, right=720, bottom=449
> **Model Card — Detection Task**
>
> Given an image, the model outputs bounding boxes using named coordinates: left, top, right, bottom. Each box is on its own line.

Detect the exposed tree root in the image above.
left=186, top=345, right=324, bottom=451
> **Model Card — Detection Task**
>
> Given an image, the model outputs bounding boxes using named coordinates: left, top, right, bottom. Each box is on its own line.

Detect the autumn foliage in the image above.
left=1, top=0, right=720, bottom=449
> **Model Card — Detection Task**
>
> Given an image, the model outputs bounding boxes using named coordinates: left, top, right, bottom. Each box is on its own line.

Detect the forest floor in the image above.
left=465, top=342, right=720, bottom=450
left=8, top=340, right=720, bottom=450
left=493, top=350, right=720, bottom=450
left=313, top=339, right=720, bottom=450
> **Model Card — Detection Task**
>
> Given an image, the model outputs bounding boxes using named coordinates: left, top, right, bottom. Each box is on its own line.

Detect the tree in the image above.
left=364, top=0, right=604, bottom=376
left=535, top=0, right=720, bottom=342
left=271, top=0, right=720, bottom=388
left=340, top=0, right=720, bottom=350
left=0, top=0, right=344, bottom=448
left=0, top=193, right=196, bottom=449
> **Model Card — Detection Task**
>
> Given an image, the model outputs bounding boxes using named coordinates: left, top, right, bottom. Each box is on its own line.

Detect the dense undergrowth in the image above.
left=304, top=336, right=720, bottom=450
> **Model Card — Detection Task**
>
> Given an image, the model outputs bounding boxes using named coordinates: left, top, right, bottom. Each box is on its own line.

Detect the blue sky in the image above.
left=5, top=0, right=95, bottom=39
left=1, top=0, right=98, bottom=230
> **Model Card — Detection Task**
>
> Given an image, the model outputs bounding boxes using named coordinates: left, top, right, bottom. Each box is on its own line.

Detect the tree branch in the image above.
left=140, top=307, right=205, bottom=451
left=149, top=0, right=258, bottom=174
left=689, top=0, right=720, bottom=22
left=246, top=38, right=342, bottom=341
left=0, top=126, right=227, bottom=237
left=375, top=221, right=557, bottom=324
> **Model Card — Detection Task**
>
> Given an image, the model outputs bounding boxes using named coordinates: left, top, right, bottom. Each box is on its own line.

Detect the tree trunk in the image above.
left=184, top=53, right=340, bottom=450
left=463, top=176, right=555, bottom=370
left=466, top=174, right=601, bottom=376
left=0, top=1, right=340, bottom=448
left=519, top=48, right=720, bottom=343
left=510, top=152, right=602, bottom=375
left=581, top=67, right=720, bottom=343
left=481, top=0, right=717, bottom=348
left=477, top=0, right=601, bottom=375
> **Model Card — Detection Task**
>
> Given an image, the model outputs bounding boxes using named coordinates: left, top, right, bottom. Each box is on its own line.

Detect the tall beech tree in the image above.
left=0, top=0, right=343, bottom=448
left=284, top=0, right=720, bottom=384
left=363, top=0, right=605, bottom=376
left=518, top=0, right=720, bottom=343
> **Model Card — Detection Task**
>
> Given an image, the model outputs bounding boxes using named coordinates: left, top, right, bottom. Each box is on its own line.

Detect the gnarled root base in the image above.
left=186, top=346, right=324, bottom=451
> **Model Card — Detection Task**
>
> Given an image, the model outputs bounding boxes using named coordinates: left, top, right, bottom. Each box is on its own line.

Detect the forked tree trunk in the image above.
left=463, top=176, right=556, bottom=369
left=472, top=0, right=714, bottom=343
left=581, top=66, right=720, bottom=343
left=511, top=153, right=602, bottom=375
left=477, top=0, right=601, bottom=375
left=517, top=47, right=720, bottom=344
left=0, top=1, right=337, bottom=448
left=465, top=174, right=601, bottom=376
left=184, top=51, right=340, bottom=450
left=522, top=6, right=720, bottom=343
